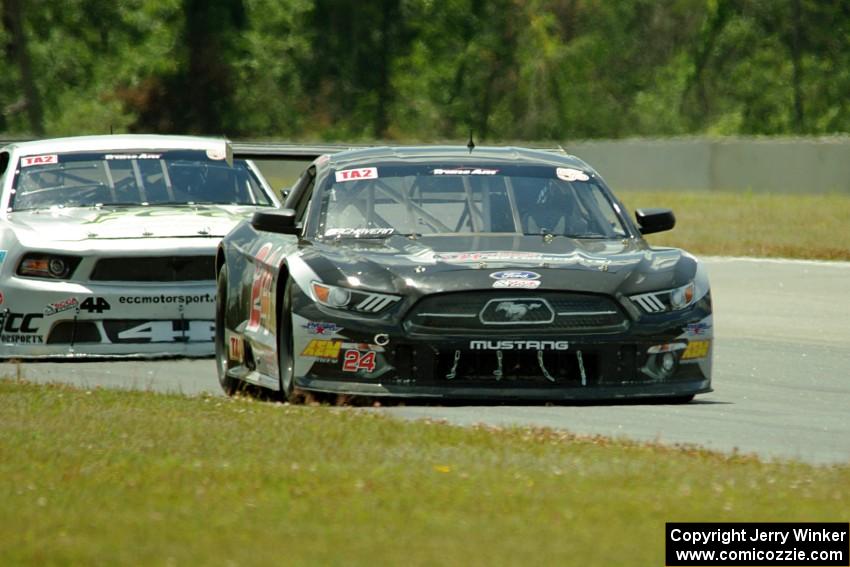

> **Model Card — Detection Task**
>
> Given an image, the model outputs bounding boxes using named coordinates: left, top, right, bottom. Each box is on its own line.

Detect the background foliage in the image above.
left=2, top=0, right=849, bottom=141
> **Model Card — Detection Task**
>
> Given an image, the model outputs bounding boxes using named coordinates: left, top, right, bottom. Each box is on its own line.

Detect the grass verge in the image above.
left=619, top=191, right=850, bottom=260
left=1, top=379, right=847, bottom=566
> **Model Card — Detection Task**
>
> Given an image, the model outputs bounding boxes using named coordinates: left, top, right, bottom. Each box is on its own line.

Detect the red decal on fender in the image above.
left=246, top=243, right=274, bottom=333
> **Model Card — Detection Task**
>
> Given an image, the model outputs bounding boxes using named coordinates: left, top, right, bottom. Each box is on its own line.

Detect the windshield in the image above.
left=315, top=164, right=628, bottom=239
left=10, top=150, right=273, bottom=211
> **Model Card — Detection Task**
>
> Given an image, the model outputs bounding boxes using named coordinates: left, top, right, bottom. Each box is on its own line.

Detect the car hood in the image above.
left=302, top=234, right=697, bottom=297
left=6, top=205, right=260, bottom=241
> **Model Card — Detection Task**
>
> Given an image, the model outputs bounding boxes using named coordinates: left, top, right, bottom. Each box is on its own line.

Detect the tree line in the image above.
left=2, top=0, right=849, bottom=142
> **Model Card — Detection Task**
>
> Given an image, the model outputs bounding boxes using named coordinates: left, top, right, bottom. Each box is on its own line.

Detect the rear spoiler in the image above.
left=230, top=142, right=370, bottom=162
left=2, top=139, right=570, bottom=162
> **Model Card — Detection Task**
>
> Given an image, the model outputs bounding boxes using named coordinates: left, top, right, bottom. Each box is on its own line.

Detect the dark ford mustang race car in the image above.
left=215, top=146, right=712, bottom=402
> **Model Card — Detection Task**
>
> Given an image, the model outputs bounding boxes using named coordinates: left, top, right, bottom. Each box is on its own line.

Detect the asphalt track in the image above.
left=3, top=257, right=849, bottom=465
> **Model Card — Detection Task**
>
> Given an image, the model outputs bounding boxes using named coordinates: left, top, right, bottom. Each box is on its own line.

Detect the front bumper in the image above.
left=0, top=276, right=215, bottom=359
left=297, top=376, right=712, bottom=401
left=288, top=294, right=714, bottom=401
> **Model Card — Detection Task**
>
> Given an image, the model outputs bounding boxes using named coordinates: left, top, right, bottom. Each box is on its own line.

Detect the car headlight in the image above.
left=630, top=282, right=696, bottom=314
left=311, top=281, right=401, bottom=313
left=17, top=253, right=81, bottom=279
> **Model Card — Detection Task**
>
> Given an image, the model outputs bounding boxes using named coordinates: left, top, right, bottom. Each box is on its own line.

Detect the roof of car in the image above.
left=2, top=134, right=229, bottom=156
left=325, top=145, right=593, bottom=170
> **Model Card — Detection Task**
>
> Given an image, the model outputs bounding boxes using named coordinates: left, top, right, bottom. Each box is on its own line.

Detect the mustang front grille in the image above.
left=405, top=291, right=628, bottom=333
left=89, top=256, right=215, bottom=282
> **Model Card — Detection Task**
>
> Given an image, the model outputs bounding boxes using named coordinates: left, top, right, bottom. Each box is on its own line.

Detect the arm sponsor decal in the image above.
left=301, top=339, right=342, bottom=360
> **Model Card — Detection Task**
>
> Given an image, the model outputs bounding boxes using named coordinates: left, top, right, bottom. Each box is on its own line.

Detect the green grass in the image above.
left=1, top=380, right=847, bottom=566
left=620, top=191, right=850, bottom=260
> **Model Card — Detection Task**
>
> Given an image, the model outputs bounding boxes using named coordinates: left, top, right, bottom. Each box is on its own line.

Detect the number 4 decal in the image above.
left=342, top=350, right=376, bottom=373
left=80, top=297, right=111, bottom=313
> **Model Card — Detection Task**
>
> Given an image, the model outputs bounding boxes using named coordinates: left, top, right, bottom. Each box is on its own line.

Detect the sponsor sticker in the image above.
left=342, top=350, right=377, bottom=373
left=246, top=243, right=284, bottom=334
left=44, top=297, right=79, bottom=316
left=0, top=312, right=42, bottom=334
left=206, top=148, right=226, bottom=160
left=302, top=321, right=344, bottom=336
left=681, top=340, right=711, bottom=360
left=104, top=153, right=162, bottom=160
left=432, top=168, right=498, bottom=175
left=324, top=228, right=395, bottom=238
left=685, top=322, right=711, bottom=336
left=556, top=167, right=590, bottom=182
left=490, top=270, right=540, bottom=280
left=0, top=250, right=6, bottom=264
left=301, top=339, right=343, bottom=360
left=119, top=294, right=214, bottom=306
left=0, top=292, right=3, bottom=305
left=0, top=334, right=44, bottom=344
left=469, top=340, right=569, bottom=350
left=228, top=335, right=244, bottom=362
left=492, top=279, right=541, bottom=289
left=335, top=167, right=378, bottom=183
left=647, top=343, right=687, bottom=354
left=21, top=154, right=58, bottom=167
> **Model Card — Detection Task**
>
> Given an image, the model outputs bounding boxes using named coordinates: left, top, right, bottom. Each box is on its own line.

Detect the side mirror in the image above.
left=635, top=208, right=675, bottom=235
left=251, top=208, right=299, bottom=235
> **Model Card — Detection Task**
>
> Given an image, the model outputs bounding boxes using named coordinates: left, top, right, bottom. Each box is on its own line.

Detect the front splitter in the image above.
left=295, top=376, right=712, bottom=402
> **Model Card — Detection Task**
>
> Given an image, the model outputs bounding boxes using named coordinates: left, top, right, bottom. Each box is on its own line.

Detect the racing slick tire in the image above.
left=215, top=264, right=243, bottom=396
left=275, top=279, right=297, bottom=403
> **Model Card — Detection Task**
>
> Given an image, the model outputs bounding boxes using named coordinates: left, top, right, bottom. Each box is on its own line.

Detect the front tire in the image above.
left=215, top=264, right=242, bottom=396
left=276, top=279, right=297, bottom=403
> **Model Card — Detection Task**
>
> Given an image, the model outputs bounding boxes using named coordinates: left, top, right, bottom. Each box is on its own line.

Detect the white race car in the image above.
left=0, top=134, right=279, bottom=358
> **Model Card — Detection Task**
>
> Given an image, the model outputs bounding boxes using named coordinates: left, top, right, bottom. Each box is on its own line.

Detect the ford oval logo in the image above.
left=489, top=270, right=541, bottom=280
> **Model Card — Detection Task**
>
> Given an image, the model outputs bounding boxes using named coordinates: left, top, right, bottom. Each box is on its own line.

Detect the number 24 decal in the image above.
left=342, top=350, right=376, bottom=373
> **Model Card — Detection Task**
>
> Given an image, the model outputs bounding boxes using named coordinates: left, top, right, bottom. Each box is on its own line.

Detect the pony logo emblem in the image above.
left=479, top=298, right=554, bottom=325
left=495, top=301, right=540, bottom=321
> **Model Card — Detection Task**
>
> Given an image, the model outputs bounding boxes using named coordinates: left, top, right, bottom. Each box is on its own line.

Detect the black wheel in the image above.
left=215, top=264, right=242, bottom=396
left=276, top=279, right=297, bottom=403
